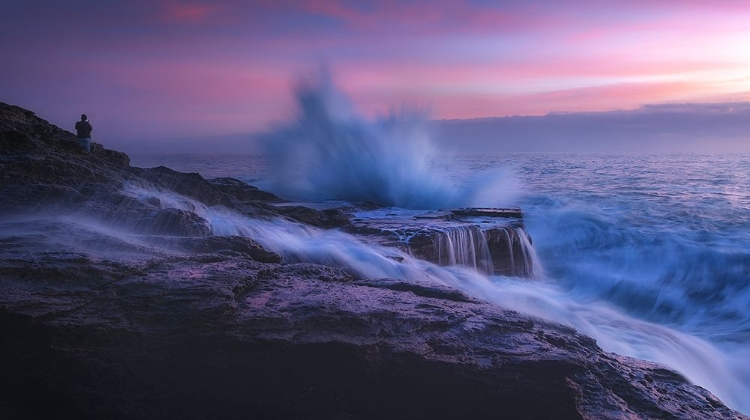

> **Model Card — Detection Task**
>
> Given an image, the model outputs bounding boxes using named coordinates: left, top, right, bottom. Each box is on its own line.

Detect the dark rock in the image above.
left=152, top=235, right=283, bottom=263
left=274, top=204, right=353, bottom=228
left=136, top=208, right=211, bottom=237
left=209, top=177, right=282, bottom=202
left=128, top=166, right=230, bottom=207
left=0, top=102, right=131, bottom=217
left=0, top=103, right=76, bottom=152
left=92, top=143, right=130, bottom=168
left=451, top=207, right=524, bottom=218
left=0, top=102, right=274, bottom=233
left=354, top=277, right=475, bottom=302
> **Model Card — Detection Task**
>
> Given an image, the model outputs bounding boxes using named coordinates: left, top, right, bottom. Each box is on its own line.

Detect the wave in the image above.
left=256, top=71, right=519, bottom=209
left=523, top=195, right=750, bottom=345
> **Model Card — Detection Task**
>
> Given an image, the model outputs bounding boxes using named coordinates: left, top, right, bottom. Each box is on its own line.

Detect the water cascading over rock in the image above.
left=349, top=208, right=540, bottom=278
left=433, top=225, right=493, bottom=273
left=405, top=224, right=537, bottom=277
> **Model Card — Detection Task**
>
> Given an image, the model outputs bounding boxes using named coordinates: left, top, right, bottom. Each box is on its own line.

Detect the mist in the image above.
left=435, top=102, right=750, bottom=154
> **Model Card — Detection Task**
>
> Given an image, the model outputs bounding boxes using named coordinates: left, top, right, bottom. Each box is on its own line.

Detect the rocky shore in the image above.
left=1, top=101, right=746, bottom=419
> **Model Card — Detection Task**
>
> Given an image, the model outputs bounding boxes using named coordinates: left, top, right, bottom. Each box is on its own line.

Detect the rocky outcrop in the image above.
left=209, top=177, right=282, bottom=202
left=0, top=105, right=131, bottom=214
left=270, top=203, right=353, bottom=228
left=0, top=101, right=746, bottom=419
left=128, top=165, right=232, bottom=207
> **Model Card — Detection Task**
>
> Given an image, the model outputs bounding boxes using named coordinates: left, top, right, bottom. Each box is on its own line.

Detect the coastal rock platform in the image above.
left=0, top=101, right=745, bottom=419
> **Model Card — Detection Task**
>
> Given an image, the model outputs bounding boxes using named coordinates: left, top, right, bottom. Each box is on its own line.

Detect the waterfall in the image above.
left=517, top=228, right=544, bottom=278
left=435, top=226, right=493, bottom=274
left=408, top=224, right=540, bottom=278
left=502, top=228, right=516, bottom=276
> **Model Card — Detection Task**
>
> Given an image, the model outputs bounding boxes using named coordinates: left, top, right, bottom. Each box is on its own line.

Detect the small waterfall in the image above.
left=408, top=224, right=540, bottom=278
left=435, top=226, right=493, bottom=274
left=484, top=225, right=540, bottom=278
left=501, top=228, right=516, bottom=276
left=517, top=228, right=544, bottom=278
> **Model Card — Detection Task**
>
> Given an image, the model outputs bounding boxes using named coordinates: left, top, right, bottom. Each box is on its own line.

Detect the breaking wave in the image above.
left=256, top=72, right=519, bottom=209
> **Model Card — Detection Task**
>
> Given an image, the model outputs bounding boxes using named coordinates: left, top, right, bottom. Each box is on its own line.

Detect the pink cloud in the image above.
left=162, top=1, right=222, bottom=23
left=335, top=55, right=738, bottom=103
left=256, top=0, right=546, bottom=35
left=336, top=67, right=722, bottom=120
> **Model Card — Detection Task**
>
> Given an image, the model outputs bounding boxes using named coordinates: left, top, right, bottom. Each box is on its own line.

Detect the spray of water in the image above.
left=257, top=71, right=520, bottom=209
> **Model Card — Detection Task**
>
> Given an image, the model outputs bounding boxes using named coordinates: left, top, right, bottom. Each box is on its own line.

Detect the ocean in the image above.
left=128, top=81, right=750, bottom=413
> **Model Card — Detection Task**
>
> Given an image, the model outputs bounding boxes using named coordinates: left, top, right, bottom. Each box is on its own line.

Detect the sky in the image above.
left=2, top=0, right=750, bottom=153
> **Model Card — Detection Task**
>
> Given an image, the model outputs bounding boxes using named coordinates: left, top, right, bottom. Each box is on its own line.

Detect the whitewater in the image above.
left=131, top=79, right=750, bottom=414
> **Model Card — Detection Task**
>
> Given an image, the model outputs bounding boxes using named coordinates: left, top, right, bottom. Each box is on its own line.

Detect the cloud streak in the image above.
left=437, top=102, right=750, bottom=153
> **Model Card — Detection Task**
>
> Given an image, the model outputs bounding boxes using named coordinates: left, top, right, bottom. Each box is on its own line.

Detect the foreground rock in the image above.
left=0, top=101, right=746, bottom=419
left=1, top=221, right=741, bottom=419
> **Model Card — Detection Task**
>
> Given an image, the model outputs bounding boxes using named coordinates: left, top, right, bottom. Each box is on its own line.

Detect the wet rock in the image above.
left=128, top=166, right=230, bottom=207
left=136, top=208, right=211, bottom=237
left=273, top=204, right=353, bottom=228
left=353, top=277, right=475, bottom=302
left=152, top=235, right=283, bottom=263
left=451, top=207, right=524, bottom=218
left=209, top=177, right=282, bottom=202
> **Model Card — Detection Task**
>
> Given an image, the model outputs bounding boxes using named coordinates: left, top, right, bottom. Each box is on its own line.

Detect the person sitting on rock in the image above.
left=75, top=114, right=93, bottom=153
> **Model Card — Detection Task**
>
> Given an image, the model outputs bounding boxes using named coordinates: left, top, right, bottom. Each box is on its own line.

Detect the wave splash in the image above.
left=257, top=72, right=518, bottom=209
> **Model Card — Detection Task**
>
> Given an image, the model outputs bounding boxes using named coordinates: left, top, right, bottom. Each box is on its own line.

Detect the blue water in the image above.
left=522, top=154, right=750, bottom=340
left=434, top=153, right=750, bottom=340
left=128, top=78, right=750, bottom=413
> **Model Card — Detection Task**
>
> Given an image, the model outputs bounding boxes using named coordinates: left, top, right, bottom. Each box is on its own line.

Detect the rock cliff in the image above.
left=0, top=101, right=745, bottom=419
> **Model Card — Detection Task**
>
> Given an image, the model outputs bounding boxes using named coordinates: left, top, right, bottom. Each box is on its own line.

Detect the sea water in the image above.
left=128, top=79, right=750, bottom=413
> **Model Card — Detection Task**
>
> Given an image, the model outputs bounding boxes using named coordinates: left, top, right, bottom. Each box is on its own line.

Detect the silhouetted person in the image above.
left=75, top=114, right=92, bottom=153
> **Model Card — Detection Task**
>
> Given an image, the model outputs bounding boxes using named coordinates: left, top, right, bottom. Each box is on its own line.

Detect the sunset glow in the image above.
left=2, top=0, right=750, bottom=151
